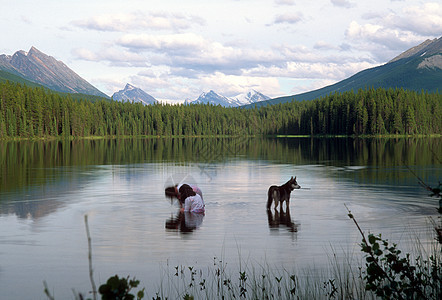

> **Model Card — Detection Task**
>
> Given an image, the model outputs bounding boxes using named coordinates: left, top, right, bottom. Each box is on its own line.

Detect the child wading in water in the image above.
left=165, top=183, right=205, bottom=213
left=178, top=184, right=205, bottom=213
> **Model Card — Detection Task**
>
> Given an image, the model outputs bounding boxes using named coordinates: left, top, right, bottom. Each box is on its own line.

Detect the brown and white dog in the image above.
left=267, top=176, right=301, bottom=210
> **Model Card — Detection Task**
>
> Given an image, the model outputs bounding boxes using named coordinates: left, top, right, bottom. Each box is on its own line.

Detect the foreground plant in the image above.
left=98, top=275, right=145, bottom=300
left=346, top=205, right=441, bottom=299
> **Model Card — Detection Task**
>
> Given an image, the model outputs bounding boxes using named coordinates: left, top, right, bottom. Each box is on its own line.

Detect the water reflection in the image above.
left=0, top=137, right=440, bottom=221
left=0, top=137, right=440, bottom=300
left=165, top=211, right=205, bottom=233
left=267, top=207, right=299, bottom=235
left=1, top=137, right=440, bottom=194
left=0, top=165, right=104, bottom=220
left=1, top=197, right=59, bottom=220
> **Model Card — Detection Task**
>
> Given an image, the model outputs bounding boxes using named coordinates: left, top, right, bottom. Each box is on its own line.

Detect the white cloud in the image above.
left=72, top=47, right=148, bottom=67
left=394, top=2, right=442, bottom=35
left=274, top=0, right=295, bottom=6
left=71, top=12, right=205, bottom=32
left=21, top=15, right=32, bottom=25
left=72, top=48, right=98, bottom=61
left=313, top=41, right=338, bottom=51
left=346, top=21, right=383, bottom=39
left=117, top=33, right=207, bottom=53
left=330, top=0, right=354, bottom=8
left=346, top=3, right=442, bottom=53
left=345, top=4, right=441, bottom=62
left=243, top=60, right=375, bottom=82
left=345, top=21, right=424, bottom=61
left=274, top=12, right=304, bottom=24
left=116, top=32, right=283, bottom=75
left=278, top=44, right=366, bottom=64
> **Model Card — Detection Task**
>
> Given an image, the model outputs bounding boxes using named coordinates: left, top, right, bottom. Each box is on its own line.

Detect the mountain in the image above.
left=245, top=36, right=442, bottom=108
left=112, top=83, right=158, bottom=105
left=231, top=89, right=271, bottom=106
left=0, top=47, right=108, bottom=98
left=0, top=69, right=46, bottom=88
left=192, top=89, right=270, bottom=107
left=193, top=90, right=233, bottom=106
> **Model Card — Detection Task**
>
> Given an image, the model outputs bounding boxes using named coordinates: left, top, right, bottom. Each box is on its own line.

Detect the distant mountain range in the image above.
left=0, top=47, right=108, bottom=98
left=246, top=36, right=442, bottom=108
left=191, top=89, right=270, bottom=107
left=0, top=47, right=268, bottom=106
left=112, top=83, right=158, bottom=105
left=0, top=37, right=440, bottom=108
left=111, top=86, right=269, bottom=107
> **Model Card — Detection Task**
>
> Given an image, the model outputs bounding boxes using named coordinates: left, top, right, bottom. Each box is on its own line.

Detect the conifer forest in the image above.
left=0, top=81, right=440, bottom=139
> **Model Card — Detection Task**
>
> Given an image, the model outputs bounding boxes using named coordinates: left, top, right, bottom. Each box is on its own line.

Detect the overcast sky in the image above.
left=1, top=0, right=441, bottom=102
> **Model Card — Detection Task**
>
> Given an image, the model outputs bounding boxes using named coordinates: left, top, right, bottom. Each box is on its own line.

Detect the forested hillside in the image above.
left=0, top=81, right=440, bottom=139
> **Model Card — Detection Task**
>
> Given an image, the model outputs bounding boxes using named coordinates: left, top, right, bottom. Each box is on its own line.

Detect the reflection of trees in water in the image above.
left=267, top=207, right=299, bottom=238
left=0, top=137, right=439, bottom=218
left=1, top=138, right=439, bottom=192
left=165, top=211, right=204, bottom=233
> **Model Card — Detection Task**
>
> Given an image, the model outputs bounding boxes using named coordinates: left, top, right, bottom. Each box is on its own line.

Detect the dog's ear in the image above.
left=291, top=176, right=293, bottom=180
left=294, top=176, right=296, bottom=181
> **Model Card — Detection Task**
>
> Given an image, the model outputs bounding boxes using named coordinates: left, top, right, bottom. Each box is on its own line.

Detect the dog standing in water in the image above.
left=267, top=176, right=301, bottom=210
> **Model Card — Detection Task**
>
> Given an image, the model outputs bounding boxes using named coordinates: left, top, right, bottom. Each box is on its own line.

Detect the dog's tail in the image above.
left=266, top=189, right=273, bottom=210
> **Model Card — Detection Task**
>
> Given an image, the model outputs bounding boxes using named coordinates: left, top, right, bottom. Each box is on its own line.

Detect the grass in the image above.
left=146, top=223, right=441, bottom=300
left=148, top=251, right=373, bottom=300
left=44, top=211, right=442, bottom=299
left=43, top=238, right=441, bottom=299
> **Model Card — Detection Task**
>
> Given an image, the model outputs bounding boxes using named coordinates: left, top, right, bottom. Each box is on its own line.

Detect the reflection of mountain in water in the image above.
left=0, top=165, right=97, bottom=220
left=0, top=138, right=439, bottom=219
left=0, top=191, right=61, bottom=219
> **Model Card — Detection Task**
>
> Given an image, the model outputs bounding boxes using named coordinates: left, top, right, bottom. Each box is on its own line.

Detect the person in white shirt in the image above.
left=165, top=184, right=203, bottom=201
left=178, top=184, right=205, bottom=214
left=177, top=183, right=203, bottom=200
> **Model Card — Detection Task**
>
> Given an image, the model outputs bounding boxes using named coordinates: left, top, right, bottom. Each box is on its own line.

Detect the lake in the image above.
left=0, top=137, right=440, bottom=299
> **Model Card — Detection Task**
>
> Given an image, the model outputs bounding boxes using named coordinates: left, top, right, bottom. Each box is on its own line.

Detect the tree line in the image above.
left=0, top=81, right=440, bottom=139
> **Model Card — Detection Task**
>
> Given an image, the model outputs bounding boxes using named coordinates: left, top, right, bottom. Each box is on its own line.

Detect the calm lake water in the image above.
left=0, top=137, right=440, bottom=299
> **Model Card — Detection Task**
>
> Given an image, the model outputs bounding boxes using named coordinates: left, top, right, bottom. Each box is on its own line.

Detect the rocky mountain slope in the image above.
left=0, top=47, right=108, bottom=98
left=112, top=83, right=157, bottom=105
left=246, top=36, right=442, bottom=108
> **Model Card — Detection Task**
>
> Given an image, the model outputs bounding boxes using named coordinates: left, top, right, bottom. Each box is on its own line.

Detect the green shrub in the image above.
left=98, top=275, right=144, bottom=300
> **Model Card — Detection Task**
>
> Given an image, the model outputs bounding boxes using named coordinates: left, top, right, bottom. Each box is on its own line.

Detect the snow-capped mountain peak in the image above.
left=191, top=89, right=270, bottom=107
left=231, top=89, right=271, bottom=106
left=193, top=90, right=235, bottom=106
left=125, top=83, right=136, bottom=91
left=112, top=83, right=157, bottom=105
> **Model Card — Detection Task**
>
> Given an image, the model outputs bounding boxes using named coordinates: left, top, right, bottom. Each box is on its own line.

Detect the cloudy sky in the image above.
left=1, top=0, right=441, bottom=102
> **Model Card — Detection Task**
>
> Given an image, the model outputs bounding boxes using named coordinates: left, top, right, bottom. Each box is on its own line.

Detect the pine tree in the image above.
left=405, top=106, right=417, bottom=134
left=0, top=113, right=6, bottom=138
left=392, top=110, right=403, bottom=134
left=376, top=113, right=386, bottom=135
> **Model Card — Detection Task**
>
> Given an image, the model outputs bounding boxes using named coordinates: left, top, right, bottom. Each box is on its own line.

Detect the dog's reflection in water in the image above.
left=267, top=206, right=299, bottom=234
left=165, top=211, right=204, bottom=233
